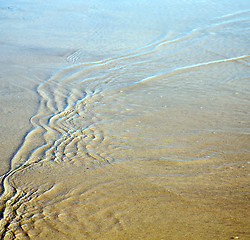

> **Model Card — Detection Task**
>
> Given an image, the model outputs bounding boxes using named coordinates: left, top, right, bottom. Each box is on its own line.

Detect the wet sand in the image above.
left=0, top=0, right=250, bottom=239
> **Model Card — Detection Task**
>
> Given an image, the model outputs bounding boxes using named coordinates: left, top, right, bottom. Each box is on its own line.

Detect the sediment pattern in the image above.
left=0, top=11, right=249, bottom=239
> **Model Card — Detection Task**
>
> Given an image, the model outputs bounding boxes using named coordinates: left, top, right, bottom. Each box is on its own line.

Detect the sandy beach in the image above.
left=0, top=0, right=250, bottom=239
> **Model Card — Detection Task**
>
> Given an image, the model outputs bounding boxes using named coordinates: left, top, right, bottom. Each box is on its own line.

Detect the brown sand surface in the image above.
left=2, top=150, right=249, bottom=239
left=0, top=0, right=249, bottom=239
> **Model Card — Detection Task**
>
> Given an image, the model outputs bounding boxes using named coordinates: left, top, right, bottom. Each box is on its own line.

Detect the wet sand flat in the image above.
left=0, top=0, right=250, bottom=239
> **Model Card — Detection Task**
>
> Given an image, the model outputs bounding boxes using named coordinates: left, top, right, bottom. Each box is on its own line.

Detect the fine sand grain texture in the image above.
left=0, top=0, right=250, bottom=239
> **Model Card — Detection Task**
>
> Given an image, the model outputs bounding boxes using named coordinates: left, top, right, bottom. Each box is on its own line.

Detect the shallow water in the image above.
left=0, top=0, right=250, bottom=239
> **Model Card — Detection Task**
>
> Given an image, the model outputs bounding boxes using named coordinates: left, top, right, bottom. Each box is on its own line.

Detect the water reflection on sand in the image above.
left=0, top=0, right=249, bottom=239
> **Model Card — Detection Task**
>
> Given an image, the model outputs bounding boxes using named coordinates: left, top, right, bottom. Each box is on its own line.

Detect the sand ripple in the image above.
left=0, top=10, right=250, bottom=239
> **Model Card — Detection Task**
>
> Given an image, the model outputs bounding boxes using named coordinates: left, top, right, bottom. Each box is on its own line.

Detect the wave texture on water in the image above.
left=0, top=10, right=250, bottom=239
